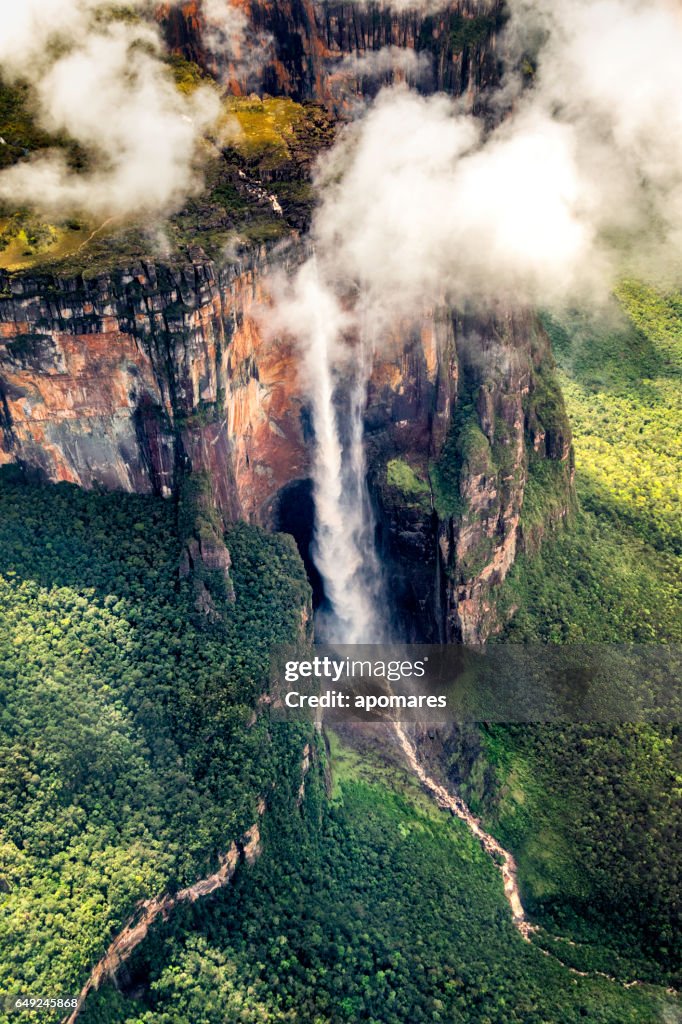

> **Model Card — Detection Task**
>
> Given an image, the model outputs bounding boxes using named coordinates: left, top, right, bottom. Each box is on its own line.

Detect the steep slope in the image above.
left=368, top=307, right=573, bottom=641
left=0, top=7, right=570, bottom=643
left=157, top=0, right=505, bottom=110
left=0, top=254, right=572, bottom=641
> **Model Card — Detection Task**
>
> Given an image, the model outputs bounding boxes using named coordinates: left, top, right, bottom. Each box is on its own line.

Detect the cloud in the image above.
left=263, top=0, right=682, bottom=640
left=0, top=0, right=221, bottom=218
left=336, top=46, right=432, bottom=86
left=505, top=0, right=682, bottom=277
left=292, top=0, right=682, bottom=324
left=311, top=92, right=601, bottom=314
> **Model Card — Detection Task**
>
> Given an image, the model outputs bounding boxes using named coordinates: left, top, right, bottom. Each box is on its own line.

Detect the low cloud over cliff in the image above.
left=306, top=0, right=682, bottom=315
left=200, top=0, right=273, bottom=84
left=0, top=0, right=220, bottom=218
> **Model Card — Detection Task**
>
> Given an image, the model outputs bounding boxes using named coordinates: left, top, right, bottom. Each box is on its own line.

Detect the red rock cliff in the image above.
left=0, top=244, right=572, bottom=640
left=156, top=0, right=505, bottom=110
left=0, top=249, right=306, bottom=522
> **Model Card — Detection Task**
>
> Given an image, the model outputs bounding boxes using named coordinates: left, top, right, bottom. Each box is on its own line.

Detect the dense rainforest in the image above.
left=470, top=282, right=682, bottom=982
left=0, top=2, right=680, bottom=1022
left=0, top=237, right=679, bottom=1024
left=0, top=474, right=312, bottom=1019
left=80, top=737, right=675, bottom=1024
left=0, top=279, right=670, bottom=1024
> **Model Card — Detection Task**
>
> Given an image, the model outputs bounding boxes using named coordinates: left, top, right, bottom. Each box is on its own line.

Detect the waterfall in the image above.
left=295, top=260, right=386, bottom=644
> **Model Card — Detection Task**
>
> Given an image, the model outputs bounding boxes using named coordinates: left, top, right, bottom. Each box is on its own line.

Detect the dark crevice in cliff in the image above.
left=272, top=468, right=440, bottom=641
left=272, top=478, right=327, bottom=611
left=0, top=380, right=16, bottom=451
left=372, top=482, right=442, bottom=643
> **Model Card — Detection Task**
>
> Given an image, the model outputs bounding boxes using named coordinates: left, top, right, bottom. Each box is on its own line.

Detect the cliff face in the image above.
left=367, top=306, right=573, bottom=642
left=441, top=310, right=573, bottom=642
left=0, top=249, right=307, bottom=523
left=0, top=246, right=572, bottom=641
left=0, top=2, right=570, bottom=641
left=157, top=0, right=504, bottom=111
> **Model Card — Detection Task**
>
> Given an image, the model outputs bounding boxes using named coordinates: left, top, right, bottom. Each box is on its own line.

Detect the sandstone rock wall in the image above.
left=157, top=0, right=504, bottom=111
left=368, top=307, right=573, bottom=642
left=0, top=248, right=308, bottom=523
left=0, top=245, right=572, bottom=641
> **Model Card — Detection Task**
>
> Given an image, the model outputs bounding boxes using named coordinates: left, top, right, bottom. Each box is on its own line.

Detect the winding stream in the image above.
left=393, top=720, right=678, bottom=997
left=392, top=721, right=533, bottom=938
left=62, top=816, right=264, bottom=1024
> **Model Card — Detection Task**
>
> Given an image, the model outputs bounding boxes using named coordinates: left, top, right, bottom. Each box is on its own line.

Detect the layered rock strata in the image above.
left=0, top=249, right=572, bottom=640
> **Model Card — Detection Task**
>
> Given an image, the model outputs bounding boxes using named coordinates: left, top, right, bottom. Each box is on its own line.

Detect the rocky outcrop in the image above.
left=443, top=310, right=573, bottom=642
left=179, top=470, right=236, bottom=615
left=0, top=245, right=572, bottom=641
left=157, top=0, right=505, bottom=111
left=0, top=1, right=566, bottom=645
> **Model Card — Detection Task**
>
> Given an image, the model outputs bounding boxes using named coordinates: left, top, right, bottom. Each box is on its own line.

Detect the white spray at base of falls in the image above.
left=288, top=260, right=386, bottom=644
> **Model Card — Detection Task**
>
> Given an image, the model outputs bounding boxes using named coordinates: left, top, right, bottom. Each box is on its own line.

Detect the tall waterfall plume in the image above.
left=293, top=260, right=386, bottom=644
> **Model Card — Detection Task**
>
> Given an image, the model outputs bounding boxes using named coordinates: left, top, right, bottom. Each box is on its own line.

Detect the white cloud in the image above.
left=299, top=0, right=682, bottom=320
left=336, top=46, right=432, bottom=86
left=0, top=0, right=220, bottom=217
left=200, top=0, right=273, bottom=85
left=263, top=0, right=682, bottom=641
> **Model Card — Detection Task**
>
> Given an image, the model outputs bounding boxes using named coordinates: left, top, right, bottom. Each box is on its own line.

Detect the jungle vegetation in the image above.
left=0, top=471, right=310, bottom=1019
left=81, top=734, right=676, bottom=1024
left=474, top=281, right=682, bottom=984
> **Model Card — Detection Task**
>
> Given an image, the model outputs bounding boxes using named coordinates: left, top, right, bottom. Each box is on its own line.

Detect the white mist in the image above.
left=292, top=260, right=386, bottom=644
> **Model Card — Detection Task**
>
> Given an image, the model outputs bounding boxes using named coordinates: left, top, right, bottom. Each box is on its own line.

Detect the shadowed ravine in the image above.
left=61, top=746, right=316, bottom=1023
left=62, top=818, right=264, bottom=1024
